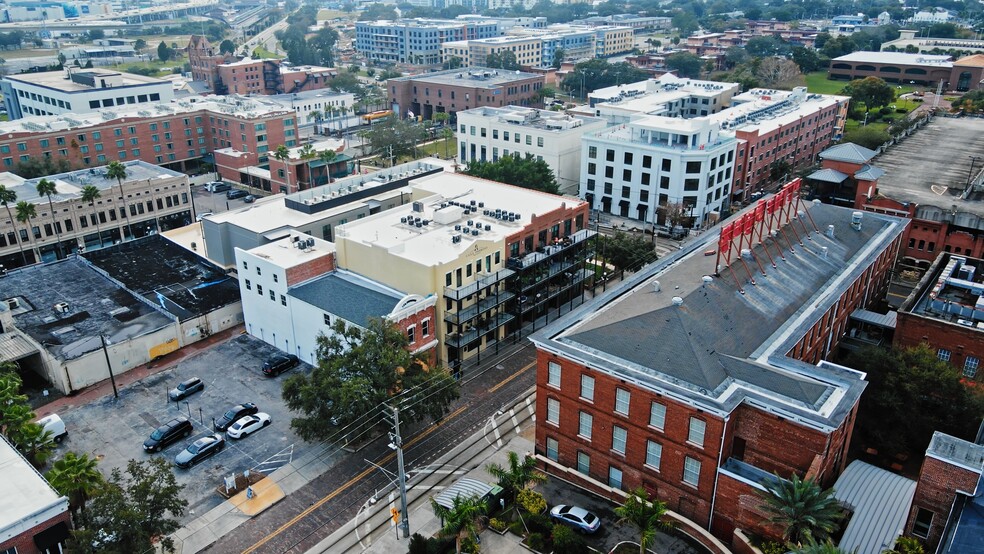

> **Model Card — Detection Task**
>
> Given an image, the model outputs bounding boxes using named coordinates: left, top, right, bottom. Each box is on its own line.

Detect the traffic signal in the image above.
left=391, top=507, right=399, bottom=523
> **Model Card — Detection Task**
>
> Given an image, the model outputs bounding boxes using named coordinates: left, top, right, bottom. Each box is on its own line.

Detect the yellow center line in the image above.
left=242, top=361, right=535, bottom=554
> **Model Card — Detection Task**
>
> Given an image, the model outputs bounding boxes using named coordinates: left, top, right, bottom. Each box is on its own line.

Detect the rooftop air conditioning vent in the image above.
left=53, top=302, right=70, bottom=314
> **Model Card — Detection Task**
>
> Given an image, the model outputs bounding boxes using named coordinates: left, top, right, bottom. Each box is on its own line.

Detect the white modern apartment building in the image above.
left=580, top=73, right=741, bottom=122
left=0, top=68, right=173, bottom=120
left=580, top=115, right=737, bottom=226
left=456, top=106, right=608, bottom=194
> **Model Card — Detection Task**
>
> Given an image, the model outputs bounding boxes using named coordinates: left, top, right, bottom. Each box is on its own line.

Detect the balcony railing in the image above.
left=446, top=312, right=516, bottom=346
left=444, top=290, right=516, bottom=325
left=443, top=268, right=515, bottom=301
left=506, top=228, right=595, bottom=271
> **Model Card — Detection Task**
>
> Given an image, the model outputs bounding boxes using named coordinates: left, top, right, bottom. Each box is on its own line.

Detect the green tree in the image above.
left=0, top=184, right=27, bottom=265
left=724, top=46, right=748, bottom=68
left=955, top=90, right=984, bottom=114
left=561, top=59, right=649, bottom=98
left=35, top=178, right=63, bottom=258
left=441, top=127, right=454, bottom=159
left=792, top=46, right=822, bottom=73
left=745, top=36, right=792, bottom=57
left=364, top=118, right=427, bottom=163
left=105, top=161, right=131, bottom=240
left=46, top=452, right=104, bottom=525
left=14, top=201, right=37, bottom=260
left=219, top=39, right=235, bottom=54
left=67, top=458, right=187, bottom=553
left=485, top=451, right=546, bottom=513
left=614, top=487, right=675, bottom=554
left=758, top=473, right=842, bottom=547
left=485, top=50, right=520, bottom=70
left=157, top=41, right=171, bottom=62
left=282, top=318, right=460, bottom=442
left=273, top=144, right=292, bottom=191
left=551, top=524, right=588, bottom=554
left=0, top=367, right=33, bottom=439
left=359, top=3, right=398, bottom=20
left=552, top=47, right=565, bottom=69
left=847, top=344, right=984, bottom=455
left=842, top=126, right=890, bottom=150
left=843, top=77, right=895, bottom=113
left=10, top=422, right=55, bottom=468
left=86, top=29, right=105, bottom=41
left=463, top=155, right=560, bottom=194
left=665, top=52, right=704, bottom=78
left=671, top=10, right=699, bottom=35
left=600, top=231, right=657, bottom=271
left=429, top=494, right=488, bottom=554
left=133, top=38, right=146, bottom=52
left=443, top=56, right=463, bottom=70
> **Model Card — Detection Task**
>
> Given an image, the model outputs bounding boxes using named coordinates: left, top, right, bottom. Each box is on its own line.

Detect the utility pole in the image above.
left=388, top=406, right=410, bottom=538
left=99, top=335, right=119, bottom=399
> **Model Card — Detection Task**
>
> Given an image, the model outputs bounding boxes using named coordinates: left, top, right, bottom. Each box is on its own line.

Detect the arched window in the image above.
left=832, top=63, right=852, bottom=70
left=856, top=64, right=877, bottom=71
left=904, top=68, right=927, bottom=75
left=881, top=66, right=901, bottom=73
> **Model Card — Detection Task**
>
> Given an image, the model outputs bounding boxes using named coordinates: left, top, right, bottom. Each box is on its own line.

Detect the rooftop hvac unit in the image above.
left=306, top=238, right=314, bottom=248
left=472, top=229, right=479, bottom=236
left=412, top=201, right=424, bottom=213
left=6, top=298, right=19, bottom=310
left=452, top=234, right=462, bottom=244
left=292, top=235, right=301, bottom=242
left=485, top=225, right=491, bottom=231
left=53, top=302, right=70, bottom=314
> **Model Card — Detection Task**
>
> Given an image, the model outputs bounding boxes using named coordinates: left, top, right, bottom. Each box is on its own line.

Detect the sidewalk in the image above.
left=34, top=325, right=246, bottom=419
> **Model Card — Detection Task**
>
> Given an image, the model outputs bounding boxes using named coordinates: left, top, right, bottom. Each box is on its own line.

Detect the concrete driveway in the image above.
left=53, top=334, right=324, bottom=520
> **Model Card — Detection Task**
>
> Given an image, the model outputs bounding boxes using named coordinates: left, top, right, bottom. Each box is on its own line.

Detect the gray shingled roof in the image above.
left=854, top=164, right=886, bottom=181
left=819, top=143, right=878, bottom=164
left=289, top=272, right=401, bottom=326
left=808, top=168, right=850, bottom=183
left=834, top=461, right=916, bottom=554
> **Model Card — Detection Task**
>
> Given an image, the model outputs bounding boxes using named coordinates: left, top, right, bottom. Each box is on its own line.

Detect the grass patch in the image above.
left=844, top=119, right=889, bottom=134
left=804, top=71, right=847, bottom=95
left=417, top=137, right=457, bottom=159
left=250, top=46, right=280, bottom=59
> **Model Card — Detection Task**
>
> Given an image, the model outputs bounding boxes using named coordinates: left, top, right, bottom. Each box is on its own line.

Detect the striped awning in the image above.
left=433, top=478, right=494, bottom=509
left=0, top=332, right=39, bottom=361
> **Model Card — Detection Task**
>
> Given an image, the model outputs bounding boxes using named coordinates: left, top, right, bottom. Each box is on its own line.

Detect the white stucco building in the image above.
left=456, top=106, right=608, bottom=194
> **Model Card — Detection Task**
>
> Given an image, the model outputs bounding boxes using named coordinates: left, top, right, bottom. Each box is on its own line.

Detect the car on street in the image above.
left=549, top=504, right=601, bottom=534
left=174, top=434, right=225, bottom=468
left=227, top=189, right=249, bottom=200
left=168, top=377, right=204, bottom=401
left=262, top=354, right=299, bottom=377
left=226, top=412, right=272, bottom=439
left=243, top=194, right=256, bottom=203
left=143, top=417, right=193, bottom=452
left=214, top=402, right=259, bottom=432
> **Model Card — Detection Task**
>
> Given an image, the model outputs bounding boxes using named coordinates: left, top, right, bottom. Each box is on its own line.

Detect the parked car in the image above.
left=227, top=189, right=249, bottom=200
left=549, top=505, right=601, bottom=534
left=262, top=354, right=299, bottom=377
left=214, top=402, right=259, bottom=432
left=206, top=181, right=231, bottom=193
left=243, top=194, right=256, bottom=203
left=174, top=434, right=225, bottom=468
left=168, top=377, right=204, bottom=401
left=38, top=414, right=68, bottom=443
left=226, top=412, right=271, bottom=439
left=143, top=417, right=193, bottom=452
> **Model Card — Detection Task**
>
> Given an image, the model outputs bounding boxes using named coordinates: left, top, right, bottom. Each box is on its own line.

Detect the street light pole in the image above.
left=99, top=335, right=119, bottom=399
left=388, top=406, right=410, bottom=539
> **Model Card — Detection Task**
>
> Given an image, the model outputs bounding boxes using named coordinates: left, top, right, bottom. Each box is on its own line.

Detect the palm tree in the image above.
left=46, top=451, right=103, bottom=525
left=430, top=494, right=488, bottom=554
left=614, top=488, right=674, bottom=554
left=15, top=201, right=37, bottom=263
left=433, top=111, right=450, bottom=128
left=79, top=185, right=102, bottom=249
left=795, top=539, right=846, bottom=554
left=318, top=149, right=338, bottom=184
left=485, top=451, right=546, bottom=513
left=35, top=178, right=64, bottom=258
left=105, top=161, right=131, bottom=241
left=441, top=127, right=455, bottom=159
left=307, top=109, right=323, bottom=134
left=758, top=473, right=842, bottom=547
left=0, top=184, right=27, bottom=266
left=11, top=422, right=55, bottom=468
left=273, top=144, right=292, bottom=193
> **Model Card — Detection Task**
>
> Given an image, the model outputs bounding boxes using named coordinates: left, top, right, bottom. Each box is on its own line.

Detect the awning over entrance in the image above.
left=433, top=478, right=494, bottom=510
left=0, top=332, right=39, bottom=362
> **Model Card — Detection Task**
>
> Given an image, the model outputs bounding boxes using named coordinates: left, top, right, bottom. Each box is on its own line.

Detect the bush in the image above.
left=517, top=489, right=547, bottom=515
left=526, top=513, right=553, bottom=535
left=525, top=532, right=546, bottom=552
left=508, top=520, right=525, bottom=536
left=879, top=106, right=894, bottom=115
left=896, top=108, right=907, bottom=113
left=552, top=524, right=588, bottom=554
left=489, top=518, right=508, bottom=532
left=425, top=536, right=454, bottom=554
left=460, top=536, right=480, bottom=554
left=408, top=533, right=428, bottom=554
left=761, top=540, right=787, bottom=554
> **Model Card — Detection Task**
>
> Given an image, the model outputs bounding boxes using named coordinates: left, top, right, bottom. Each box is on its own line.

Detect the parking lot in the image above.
left=54, top=334, right=327, bottom=520
left=191, top=183, right=262, bottom=219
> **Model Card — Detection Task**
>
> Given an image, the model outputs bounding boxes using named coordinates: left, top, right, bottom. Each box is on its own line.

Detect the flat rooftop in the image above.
left=83, top=235, right=241, bottom=321
left=459, top=106, right=605, bottom=132
left=535, top=203, right=908, bottom=428
left=927, top=431, right=984, bottom=472
left=871, top=118, right=984, bottom=217
left=2, top=258, right=174, bottom=361
left=389, top=67, right=542, bottom=87
left=289, top=270, right=404, bottom=326
left=4, top=69, right=166, bottom=91
left=337, top=172, right=585, bottom=267
left=901, top=254, right=984, bottom=329
left=9, top=160, right=184, bottom=204
left=244, top=232, right=335, bottom=269
left=0, top=435, right=66, bottom=543
left=832, top=51, right=953, bottom=66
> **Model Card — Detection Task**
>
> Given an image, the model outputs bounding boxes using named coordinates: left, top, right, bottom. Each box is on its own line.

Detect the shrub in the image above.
left=526, top=513, right=553, bottom=535
left=896, top=108, right=907, bottom=113
left=879, top=106, right=894, bottom=115
left=761, top=540, right=787, bottom=554
left=460, top=536, right=480, bottom=554
left=517, top=488, right=547, bottom=515
left=489, top=518, right=508, bottom=532
left=425, top=536, right=454, bottom=554
left=408, top=533, right=428, bottom=554
left=526, top=532, right=546, bottom=552
left=508, top=520, right=525, bottom=536
left=552, top=524, right=588, bottom=554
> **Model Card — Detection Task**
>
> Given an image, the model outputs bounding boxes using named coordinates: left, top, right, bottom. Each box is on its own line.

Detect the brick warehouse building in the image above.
left=530, top=182, right=909, bottom=547
left=386, top=67, right=545, bottom=122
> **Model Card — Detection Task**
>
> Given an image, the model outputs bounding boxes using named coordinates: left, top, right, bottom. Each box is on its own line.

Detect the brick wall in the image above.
left=0, top=509, right=71, bottom=554
left=712, top=472, right=783, bottom=540
left=285, top=252, right=336, bottom=286
left=394, top=304, right=438, bottom=363
left=895, top=312, right=983, bottom=381
left=906, top=455, right=982, bottom=550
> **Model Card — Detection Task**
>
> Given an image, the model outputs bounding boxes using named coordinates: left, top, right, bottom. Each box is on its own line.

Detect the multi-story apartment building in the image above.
left=187, top=34, right=236, bottom=91
left=334, top=171, right=592, bottom=370
left=574, top=14, right=672, bottom=31
left=386, top=67, right=546, bottom=122
left=582, top=74, right=741, bottom=119
left=0, top=161, right=191, bottom=269
left=441, top=24, right=632, bottom=69
left=442, top=35, right=544, bottom=68
left=0, top=68, right=173, bottom=120
left=0, top=95, right=298, bottom=177
left=529, top=196, right=909, bottom=547
left=355, top=18, right=502, bottom=66
left=456, top=106, right=608, bottom=194
left=580, top=115, right=737, bottom=226
left=216, top=59, right=338, bottom=96
left=263, top=89, right=358, bottom=136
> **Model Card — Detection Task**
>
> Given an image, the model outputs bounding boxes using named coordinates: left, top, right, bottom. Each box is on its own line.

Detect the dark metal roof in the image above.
left=854, top=164, right=886, bottom=181
left=808, top=168, right=850, bottom=184
left=288, top=272, right=401, bottom=326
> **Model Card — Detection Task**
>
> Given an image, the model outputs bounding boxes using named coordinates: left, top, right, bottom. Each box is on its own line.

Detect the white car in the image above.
left=225, top=412, right=271, bottom=439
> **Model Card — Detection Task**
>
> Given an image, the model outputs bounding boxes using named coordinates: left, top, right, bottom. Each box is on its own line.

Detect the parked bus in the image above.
left=361, top=110, right=393, bottom=125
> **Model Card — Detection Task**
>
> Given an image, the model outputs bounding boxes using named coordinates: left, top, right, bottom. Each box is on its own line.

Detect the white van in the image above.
left=38, top=414, right=67, bottom=443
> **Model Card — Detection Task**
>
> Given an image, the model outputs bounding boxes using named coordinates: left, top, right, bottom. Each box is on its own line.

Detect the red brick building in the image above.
left=829, top=52, right=984, bottom=91
left=895, top=253, right=984, bottom=380
left=217, top=59, right=338, bottom=96
left=530, top=193, right=908, bottom=547
left=387, top=67, right=545, bottom=122
left=187, top=35, right=236, bottom=92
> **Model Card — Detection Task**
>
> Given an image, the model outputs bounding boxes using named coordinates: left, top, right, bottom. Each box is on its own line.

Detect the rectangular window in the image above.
left=614, top=388, right=630, bottom=415
left=577, top=452, right=590, bottom=474
left=256, top=284, right=263, bottom=295
left=646, top=440, right=662, bottom=470
left=938, top=349, right=952, bottom=362
left=580, top=374, right=594, bottom=401
left=964, top=356, right=980, bottom=378
left=683, top=457, right=701, bottom=486
left=407, top=326, right=415, bottom=343
left=650, top=402, right=666, bottom=430
left=422, top=319, right=430, bottom=337
left=578, top=411, right=592, bottom=439
left=546, top=398, right=559, bottom=425
left=280, top=295, right=286, bottom=306
left=244, top=279, right=251, bottom=290
left=324, top=313, right=331, bottom=325
left=612, top=425, right=626, bottom=455
left=547, top=361, right=561, bottom=387
left=269, top=290, right=275, bottom=301
left=689, top=418, right=706, bottom=446
left=546, top=437, right=559, bottom=461
left=609, top=466, right=623, bottom=489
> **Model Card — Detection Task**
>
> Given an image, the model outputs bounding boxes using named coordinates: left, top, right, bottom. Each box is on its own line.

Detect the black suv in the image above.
left=262, top=354, right=299, bottom=377
left=227, top=189, right=249, bottom=200
left=143, top=417, right=193, bottom=453
left=214, top=402, right=259, bottom=432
